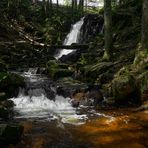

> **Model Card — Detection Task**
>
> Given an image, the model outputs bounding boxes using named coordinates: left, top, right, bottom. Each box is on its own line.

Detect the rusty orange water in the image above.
left=14, top=110, right=148, bottom=148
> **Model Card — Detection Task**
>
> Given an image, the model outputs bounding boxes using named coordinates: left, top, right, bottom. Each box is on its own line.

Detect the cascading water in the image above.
left=55, top=17, right=84, bottom=59
left=10, top=69, right=87, bottom=125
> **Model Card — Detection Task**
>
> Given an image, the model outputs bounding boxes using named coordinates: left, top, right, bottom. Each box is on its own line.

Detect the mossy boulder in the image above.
left=0, top=72, right=25, bottom=98
left=83, top=62, right=113, bottom=83
left=112, top=73, right=141, bottom=105
left=46, top=60, right=73, bottom=80
left=134, top=49, right=148, bottom=72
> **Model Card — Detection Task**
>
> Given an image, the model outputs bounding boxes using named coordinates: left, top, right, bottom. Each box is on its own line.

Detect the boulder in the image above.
left=112, top=74, right=141, bottom=105
left=0, top=100, right=14, bottom=109
left=83, top=62, right=113, bottom=83
left=46, top=60, right=73, bottom=80
left=85, top=85, right=104, bottom=106
left=71, top=85, right=104, bottom=107
left=57, top=77, right=88, bottom=98
left=0, top=107, right=9, bottom=119
left=134, top=49, right=148, bottom=72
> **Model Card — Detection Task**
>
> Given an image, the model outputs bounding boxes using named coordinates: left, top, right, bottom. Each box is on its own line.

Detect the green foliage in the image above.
left=0, top=72, right=25, bottom=98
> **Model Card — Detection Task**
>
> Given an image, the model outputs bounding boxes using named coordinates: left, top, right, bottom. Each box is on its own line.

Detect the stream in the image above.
left=10, top=70, right=148, bottom=148
left=9, top=17, right=148, bottom=148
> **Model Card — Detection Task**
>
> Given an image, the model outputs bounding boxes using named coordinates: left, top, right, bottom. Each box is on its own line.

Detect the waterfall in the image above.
left=10, top=69, right=87, bottom=125
left=55, top=17, right=84, bottom=59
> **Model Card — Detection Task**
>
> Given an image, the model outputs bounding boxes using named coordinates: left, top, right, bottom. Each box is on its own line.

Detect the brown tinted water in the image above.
left=12, top=109, right=148, bottom=148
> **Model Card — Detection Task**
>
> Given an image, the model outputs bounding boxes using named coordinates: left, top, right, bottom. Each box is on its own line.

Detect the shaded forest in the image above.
left=0, top=0, right=148, bottom=148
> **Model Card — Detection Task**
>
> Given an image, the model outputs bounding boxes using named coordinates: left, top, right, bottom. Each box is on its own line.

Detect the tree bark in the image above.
left=42, top=0, right=46, bottom=15
left=142, top=0, right=148, bottom=49
left=103, top=0, right=112, bottom=60
left=57, top=0, right=59, bottom=7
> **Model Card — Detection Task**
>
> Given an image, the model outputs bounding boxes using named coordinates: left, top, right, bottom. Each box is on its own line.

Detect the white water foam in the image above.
left=10, top=93, right=87, bottom=125
left=56, top=17, right=84, bottom=59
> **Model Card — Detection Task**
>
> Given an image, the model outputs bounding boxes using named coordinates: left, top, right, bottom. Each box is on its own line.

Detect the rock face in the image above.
left=112, top=74, right=141, bottom=105
left=80, top=14, right=104, bottom=43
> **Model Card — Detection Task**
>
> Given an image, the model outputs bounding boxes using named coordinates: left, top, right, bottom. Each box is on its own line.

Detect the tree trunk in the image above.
left=42, top=0, right=46, bottom=15
left=103, top=0, right=112, bottom=60
left=50, top=0, right=52, bottom=10
left=142, top=0, right=148, bottom=49
left=79, top=0, right=84, bottom=15
left=57, top=0, right=59, bottom=7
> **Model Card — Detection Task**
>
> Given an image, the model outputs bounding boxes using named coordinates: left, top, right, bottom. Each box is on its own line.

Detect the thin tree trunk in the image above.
left=142, top=0, right=148, bottom=49
left=103, top=0, right=112, bottom=60
left=50, top=0, right=52, bottom=10
left=57, top=0, right=59, bottom=7
left=42, top=0, right=46, bottom=15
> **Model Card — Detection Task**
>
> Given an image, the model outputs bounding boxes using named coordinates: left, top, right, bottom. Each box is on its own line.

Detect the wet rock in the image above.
left=0, top=107, right=9, bottom=119
left=0, top=100, right=14, bottom=109
left=24, top=76, right=55, bottom=100
left=80, top=14, right=104, bottom=43
left=85, top=85, right=104, bottom=106
left=59, top=49, right=82, bottom=64
left=0, top=124, right=24, bottom=146
left=0, top=92, right=6, bottom=101
left=57, top=78, right=88, bottom=98
left=71, top=85, right=104, bottom=107
left=72, top=92, right=86, bottom=107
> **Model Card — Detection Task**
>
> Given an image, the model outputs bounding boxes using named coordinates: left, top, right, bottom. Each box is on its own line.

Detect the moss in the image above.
left=0, top=72, right=25, bottom=98
left=83, top=62, right=113, bottom=83
left=53, top=69, right=73, bottom=80
left=46, top=60, right=73, bottom=80
left=112, top=72, right=141, bottom=105
left=102, top=51, right=110, bottom=61
left=137, top=71, right=148, bottom=100
left=134, top=49, right=148, bottom=71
